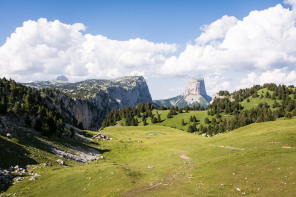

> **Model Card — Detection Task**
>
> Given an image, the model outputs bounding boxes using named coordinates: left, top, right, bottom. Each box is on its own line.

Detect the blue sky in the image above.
left=0, top=0, right=283, bottom=45
left=1, top=0, right=295, bottom=99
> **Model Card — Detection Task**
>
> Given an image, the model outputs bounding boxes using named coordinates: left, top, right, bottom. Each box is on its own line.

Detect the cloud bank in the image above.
left=160, top=2, right=296, bottom=94
left=1, top=0, right=296, bottom=96
left=0, top=18, right=176, bottom=82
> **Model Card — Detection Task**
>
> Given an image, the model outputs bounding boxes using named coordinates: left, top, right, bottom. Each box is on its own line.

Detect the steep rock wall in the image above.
left=27, top=76, right=152, bottom=130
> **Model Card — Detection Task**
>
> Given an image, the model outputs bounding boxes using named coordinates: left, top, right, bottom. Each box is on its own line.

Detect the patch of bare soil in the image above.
left=210, top=144, right=245, bottom=150
left=282, top=146, right=296, bottom=148
left=179, top=154, right=190, bottom=160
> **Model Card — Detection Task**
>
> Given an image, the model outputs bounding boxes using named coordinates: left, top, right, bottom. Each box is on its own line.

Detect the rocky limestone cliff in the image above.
left=24, top=76, right=152, bottom=130
left=154, top=78, right=212, bottom=108
left=183, top=78, right=211, bottom=104
left=184, top=78, right=207, bottom=97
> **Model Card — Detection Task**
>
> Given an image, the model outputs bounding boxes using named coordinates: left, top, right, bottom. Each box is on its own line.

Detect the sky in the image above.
left=1, top=0, right=296, bottom=99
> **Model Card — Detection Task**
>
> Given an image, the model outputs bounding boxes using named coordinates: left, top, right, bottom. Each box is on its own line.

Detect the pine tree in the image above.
left=192, top=122, right=197, bottom=132
left=292, top=109, right=296, bottom=117
left=69, top=127, right=75, bottom=138
left=143, top=119, right=147, bottom=126
left=0, top=98, right=7, bottom=114
left=13, top=102, right=20, bottom=113
left=182, top=119, right=185, bottom=126
left=187, top=125, right=194, bottom=133
left=8, top=93, right=14, bottom=104
left=157, top=114, right=161, bottom=123
left=25, top=114, right=31, bottom=127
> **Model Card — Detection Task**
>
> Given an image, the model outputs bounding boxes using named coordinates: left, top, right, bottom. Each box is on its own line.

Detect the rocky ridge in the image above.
left=24, top=76, right=152, bottom=130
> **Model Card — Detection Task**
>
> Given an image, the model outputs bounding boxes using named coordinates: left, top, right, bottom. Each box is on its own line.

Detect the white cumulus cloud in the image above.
left=1, top=0, right=296, bottom=98
left=160, top=1, right=296, bottom=94
left=238, top=68, right=296, bottom=89
left=0, top=18, right=176, bottom=82
left=161, top=4, right=296, bottom=75
left=285, top=0, right=296, bottom=9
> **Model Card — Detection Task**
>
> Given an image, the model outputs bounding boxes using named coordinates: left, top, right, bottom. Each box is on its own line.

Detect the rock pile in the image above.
left=0, top=165, right=40, bottom=191
left=52, top=147, right=102, bottom=163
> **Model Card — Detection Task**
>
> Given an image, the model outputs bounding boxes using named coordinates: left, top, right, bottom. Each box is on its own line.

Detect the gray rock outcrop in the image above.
left=24, top=76, right=152, bottom=130
left=184, top=78, right=207, bottom=97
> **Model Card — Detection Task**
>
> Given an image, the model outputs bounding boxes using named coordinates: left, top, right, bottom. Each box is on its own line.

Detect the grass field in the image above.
left=1, top=117, right=296, bottom=196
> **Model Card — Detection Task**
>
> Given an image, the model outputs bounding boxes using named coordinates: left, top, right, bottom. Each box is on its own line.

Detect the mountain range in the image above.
left=23, top=76, right=211, bottom=130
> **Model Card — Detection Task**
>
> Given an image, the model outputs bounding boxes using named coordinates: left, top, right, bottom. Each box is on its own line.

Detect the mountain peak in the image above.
left=56, top=75, right=68, bottom=82
left=184, top=78, right=207, bottom=97
left=154, top=77, right=212, bottom=107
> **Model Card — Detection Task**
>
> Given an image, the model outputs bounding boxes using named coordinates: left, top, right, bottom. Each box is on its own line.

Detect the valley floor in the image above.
left=1, top=118, right=296, bottom=196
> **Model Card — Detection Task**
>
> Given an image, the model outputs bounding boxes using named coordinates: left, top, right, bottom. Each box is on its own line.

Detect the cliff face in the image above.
left=105, top=76, right=152, bottom=109
left=183, top=78, right=212, bottom=104
left=48, top=91, right=110, bottom=130
left=184, top=78, right=207, bottom=97
left=25, top=76, right=152, bottom=130
left=154, top=78, right=212, bottom=108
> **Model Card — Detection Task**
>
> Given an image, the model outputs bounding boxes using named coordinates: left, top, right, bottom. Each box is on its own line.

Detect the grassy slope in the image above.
left=118, top=110, right=233, bottom=132
left=117, top=88, right=293, bottom=132
left=240, top=88, right=282, bottom=110
left=2, top=118, right=296, bottom=196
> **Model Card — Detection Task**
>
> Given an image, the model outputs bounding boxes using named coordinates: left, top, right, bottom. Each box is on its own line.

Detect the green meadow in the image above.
left=1, top=117, right=296, bottom=196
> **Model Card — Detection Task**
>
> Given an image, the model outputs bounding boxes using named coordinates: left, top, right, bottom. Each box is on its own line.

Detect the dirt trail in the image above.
left=210, top=144, right=245, bottom=150
left=282, top=146, right=296, bottom=148
left=120, top=154, right=193, bottom=196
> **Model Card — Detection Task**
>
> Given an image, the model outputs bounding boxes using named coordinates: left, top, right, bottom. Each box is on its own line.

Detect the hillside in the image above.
left=1, top=118, right=296, bottom=196
left=103, top=83, right=296, bottom=136
left=1, top=79, right=296, bottom=196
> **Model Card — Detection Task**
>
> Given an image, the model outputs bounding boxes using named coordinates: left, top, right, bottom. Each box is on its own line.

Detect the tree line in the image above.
left=0, top=78, right=70, bottom=137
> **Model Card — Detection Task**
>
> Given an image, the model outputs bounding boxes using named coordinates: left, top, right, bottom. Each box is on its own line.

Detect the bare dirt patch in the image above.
left=282, top=146, right=296, bottom=149
left=179, top=154, right=190, bottom=160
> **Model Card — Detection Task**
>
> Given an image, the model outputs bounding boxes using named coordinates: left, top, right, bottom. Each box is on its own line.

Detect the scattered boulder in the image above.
left=57, top=159, right=65, bottom=165
left=29, top=176, right=36, bottom=181
left=6, top=133, right=11, bottom=138
left=93, top=132, right=110, bottom=141
left=14, top=177, right=24, bottom=182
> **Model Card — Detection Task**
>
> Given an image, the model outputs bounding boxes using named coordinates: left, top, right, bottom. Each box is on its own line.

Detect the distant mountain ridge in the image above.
left=23, top=76, right=152, bottom=130
left=154, top=78, right=212, bottom=107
